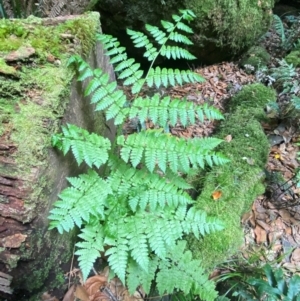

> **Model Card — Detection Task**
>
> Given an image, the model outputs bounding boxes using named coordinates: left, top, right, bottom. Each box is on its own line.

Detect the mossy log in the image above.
left=188, top=83, right=277, bottom=270
left=0, top=12, right=115, bottom=299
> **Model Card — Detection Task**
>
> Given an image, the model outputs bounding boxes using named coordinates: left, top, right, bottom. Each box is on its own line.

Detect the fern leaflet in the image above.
left=52, top=124, right=111, bottom=168
left=129, top=94, right=223, bottom=127
left=117, top=130, right=229, bottom=173
left=48, top=170, right=111, bottom=233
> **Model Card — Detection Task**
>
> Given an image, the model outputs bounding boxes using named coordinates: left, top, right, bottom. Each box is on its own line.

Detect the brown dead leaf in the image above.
left=256, top=220, right=271, bottom=232
left=292, top=248, right=300, bottom=262
left=74, top=285, right=89, bottom=301
left=62, top=285, right=76, bottom=301
left=85, top=275, right=108, bottom=296
left=254, top=225, right=267, bottom=244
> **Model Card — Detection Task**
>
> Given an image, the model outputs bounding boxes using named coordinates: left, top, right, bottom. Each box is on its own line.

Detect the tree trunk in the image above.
left=0, top=12, right=115, bottom=300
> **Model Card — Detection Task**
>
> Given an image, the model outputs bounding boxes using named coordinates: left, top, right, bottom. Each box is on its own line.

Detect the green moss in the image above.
left=183, top=0, right=274, bottom=51
left=239, top=46, right=271, bottom=70
left=0, top=12, right=99, bottom=60
left=188, top=84, right=276, bottom=270
left=285, top=50, right=300, bottom=67
left=0, top=57, right=17, bottom=75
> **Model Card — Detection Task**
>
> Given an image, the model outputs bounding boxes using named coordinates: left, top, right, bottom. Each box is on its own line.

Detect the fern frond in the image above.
left=107, top=159, right=194, bottom=211
left=75, top=222, right=105, bottom=280
left=146, top=67, right=204, bottom=88
left=145, top=24, right=167, bottom=45
left=52, top=124, right=111, bottom=168
left=48, top=170, right=111, bottom=233
left=273, top=15, right=285, bottom=45
left=81, top=69, right=129, bottom=124
left=160, top=45, right=196, bottom=60
left=117, top=130, right=229, bottom=173
left=129, top=94, right=223, bottom=127
left=169, top=31, right=193, bottom=45
left=127, top=258, right=159, bottom=294
left=105, top=237, right=129, bottom=283
left=183, top=207, right=225, bottom=238
left=156, top=241, right=218, bottom=301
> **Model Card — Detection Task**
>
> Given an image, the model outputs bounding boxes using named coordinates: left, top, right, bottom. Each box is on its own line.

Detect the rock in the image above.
left=0, top=12, right=116, bottom=298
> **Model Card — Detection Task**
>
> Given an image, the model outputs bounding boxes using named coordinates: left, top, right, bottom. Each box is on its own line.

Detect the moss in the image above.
left=187, top=83, right=276, bottom=270
left=285, top=50, right=300, bottom=67
left=239, top=46, right=271, bottom=70
left=0, top=57, right=17, bottom=75
left=184, top=0, right=274, bottom=51
left=0, top=12, right=99, bottom=60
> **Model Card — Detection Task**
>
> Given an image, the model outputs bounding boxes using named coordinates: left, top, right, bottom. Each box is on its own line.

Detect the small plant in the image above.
left=231, top=264, right=300, bottom=300
left=48, top=9, right=228, bottom=301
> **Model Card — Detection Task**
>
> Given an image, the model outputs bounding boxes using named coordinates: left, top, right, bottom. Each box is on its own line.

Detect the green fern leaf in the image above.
left=169, top=31, right=193, bottom=45
left=126, top=217, right=149, bottom=271
left=154, top=66, right=162, bottom=88
left=127, top=258, right=159, bottom=294
left=117, top=130, right=228, bottom=173
left=176, top=21, right=193, bottom=34
left=161, top=20, right=175, bottom=32
left=273, top=15, right=285, bottom=45
left=48, top=170, right=111, bottom=232
left=105, top=237, right=129, bottom=283
left=156, top=241, right=218, bottom=301
left=52, top=124, right=111, bottom=168
left=75, top=222, right=105, bottom=280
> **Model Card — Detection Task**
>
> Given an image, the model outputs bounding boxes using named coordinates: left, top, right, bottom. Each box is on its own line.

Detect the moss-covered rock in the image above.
left=187, top=83, right=276, bottom=270
left=97, top=0, right=274, bottom=63
left=239, top=46, right=271, bottom=71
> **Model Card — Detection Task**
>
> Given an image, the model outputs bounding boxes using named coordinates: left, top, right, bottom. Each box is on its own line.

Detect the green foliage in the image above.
left=273, top=14, right=286, bottom=47
left=49, top=9, right=227, bottom=301
left=231, top=264, right=300, bottom=300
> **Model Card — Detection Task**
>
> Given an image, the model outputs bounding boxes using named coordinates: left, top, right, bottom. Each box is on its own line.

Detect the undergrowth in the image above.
left=48, top=9, right=229, bottom=301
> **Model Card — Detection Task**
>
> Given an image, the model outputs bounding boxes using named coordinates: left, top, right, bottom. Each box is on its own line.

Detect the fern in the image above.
left=52, top=124, right=111, bottom=168
left=129, top=94, right=223, bottom=127
left=48, top=170, right=111, bottom=233
left=273, top=15, right=286, bottom=46
left=49, top=9, right=229, bottom=299
left=117, top=130, right=229, bottom=173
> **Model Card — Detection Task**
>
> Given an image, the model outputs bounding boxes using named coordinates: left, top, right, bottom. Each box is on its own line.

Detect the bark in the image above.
left=0, top=12, right=115, bottom=299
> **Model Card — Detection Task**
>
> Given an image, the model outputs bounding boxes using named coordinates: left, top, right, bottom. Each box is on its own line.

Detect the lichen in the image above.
left=187, top=83, right=276, bottom=270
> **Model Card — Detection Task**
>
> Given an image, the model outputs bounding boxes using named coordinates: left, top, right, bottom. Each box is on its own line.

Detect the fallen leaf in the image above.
left=62, top=285, right=76, bottom=301
left=74, top=285, right=89, bottom=301
left=274, top=153, right=281, bottom=160
left=212, top=190, right=222, bottom=200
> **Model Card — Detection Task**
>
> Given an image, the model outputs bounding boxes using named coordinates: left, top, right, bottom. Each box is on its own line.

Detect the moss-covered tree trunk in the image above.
left=0, top=12, right=115, bottom=299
